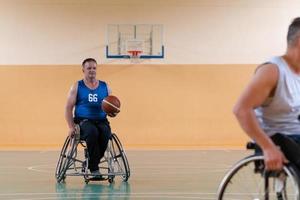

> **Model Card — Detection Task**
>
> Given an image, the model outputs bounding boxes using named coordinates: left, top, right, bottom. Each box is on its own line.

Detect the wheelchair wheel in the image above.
left=110, top=133, right=130, bottom=182
left=55, top=136, right=77, bottom=183
left=217, top=155, right=300, bottom=200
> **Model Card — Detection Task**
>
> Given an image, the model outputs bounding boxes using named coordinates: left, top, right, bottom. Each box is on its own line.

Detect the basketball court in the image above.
left=1, top=1, right=300, bottom=200
left=0, top=149, right=250, bottom=199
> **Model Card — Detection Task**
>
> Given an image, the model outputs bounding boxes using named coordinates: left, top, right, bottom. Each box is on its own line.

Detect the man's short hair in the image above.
left=82, top=58, right=97, bottom=66
left=287, top=17, right=300, bottom=47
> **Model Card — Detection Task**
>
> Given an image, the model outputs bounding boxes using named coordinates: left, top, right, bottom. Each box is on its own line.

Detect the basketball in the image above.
left=101, top=95, right=121, bottom=115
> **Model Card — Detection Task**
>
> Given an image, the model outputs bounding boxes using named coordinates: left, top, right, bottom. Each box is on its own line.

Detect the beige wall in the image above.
left=0, top=0, right=297, bottom=149
left=0, top=64, right=254, bottom=149
left=0, top=0, right=299, bottom=64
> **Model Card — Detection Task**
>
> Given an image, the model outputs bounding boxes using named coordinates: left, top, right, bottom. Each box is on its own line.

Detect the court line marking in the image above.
left=16, top=197, right=215, bottom=200
left=27, top=163, right=56, bottom=173
left=27, top=163, right=231, bottom=174
left=134, top=166, right=232, bottom=169
left=1, top=193, right=217, bottom=200
left=27, top=164, right=232, bottom=169
left=0, top=192, right=216, bottom=196
left=27, top=167, right=228, bottom=174
left=15, top=196, right=215, bottom=200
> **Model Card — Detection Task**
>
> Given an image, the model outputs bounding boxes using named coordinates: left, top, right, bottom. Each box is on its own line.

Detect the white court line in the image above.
left=143, top=170, right=227, bottom=174
left=27, top=163, right=231, bottom=174
left=27, top=165, right=231, bottom=169
left=27, top=167, right=228, bottom=174
left=27, top=167, right=52, bottom=173
left=27, top=164, right=231, bottom=169
left=134, top=165, right=231, bottom=169
left=15, top=196, right=215, bottom=200
left=120, top=149, right=246, bottom=151
left=27, top=164, right=56, bottom=173
left=0, top=193, right=217, bottom=200
left=0, top=192, right=216, bottom=196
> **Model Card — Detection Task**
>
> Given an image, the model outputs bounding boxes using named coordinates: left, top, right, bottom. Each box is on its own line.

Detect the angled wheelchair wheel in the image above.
left=109, top=133, right=130, bottom=182
left=217, top=155, right=300, bottom=200
left=55, top=136, right=78, bottom=183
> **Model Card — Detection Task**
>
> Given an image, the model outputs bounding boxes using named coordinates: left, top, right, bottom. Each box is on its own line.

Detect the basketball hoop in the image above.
left=128, top=50, right=143, bottom=63
left=128, top=50, right=142, bottom=58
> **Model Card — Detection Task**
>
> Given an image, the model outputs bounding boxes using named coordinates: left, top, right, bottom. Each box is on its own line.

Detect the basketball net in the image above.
left=126, top=40, right=143, bottom=64
left=128, top=50, right=142, bottom=64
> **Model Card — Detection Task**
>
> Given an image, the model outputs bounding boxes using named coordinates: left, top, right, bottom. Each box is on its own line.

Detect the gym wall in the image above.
left=0, top=0, right=299, bottom=149
left=1, top=0, right=299, bottom=64
left=0, top=64, right=253, bottom=149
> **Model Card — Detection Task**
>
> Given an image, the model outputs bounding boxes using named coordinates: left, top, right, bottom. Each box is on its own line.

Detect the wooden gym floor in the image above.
left=0, top=150, right=250, bottom=199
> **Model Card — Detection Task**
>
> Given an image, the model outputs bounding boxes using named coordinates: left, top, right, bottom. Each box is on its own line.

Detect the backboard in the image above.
left=106, top=24, right=164, bottom=59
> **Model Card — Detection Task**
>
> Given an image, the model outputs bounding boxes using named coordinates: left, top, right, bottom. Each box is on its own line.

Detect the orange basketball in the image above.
left=101, top=95, right=121, bottom=114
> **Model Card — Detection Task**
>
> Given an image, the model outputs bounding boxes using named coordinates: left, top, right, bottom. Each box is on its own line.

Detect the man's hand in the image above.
left=263, top=145, right=288, bottom=171
left=68, top=127, right=76, bottom=137
left=107, top=110, right=120, bottom=117
left=107, top=112, right=118, bottom=117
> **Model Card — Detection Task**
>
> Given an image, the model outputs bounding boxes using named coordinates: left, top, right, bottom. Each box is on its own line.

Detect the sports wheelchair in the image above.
left=217, top=142, right=300, bottom=200
left=55, top=125, right=130, bottom=184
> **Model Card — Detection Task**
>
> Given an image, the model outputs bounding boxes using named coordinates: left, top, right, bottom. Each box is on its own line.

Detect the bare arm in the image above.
left=65, top=82, right=78, bottom=135
left=233, top=64, right=287, bottom=170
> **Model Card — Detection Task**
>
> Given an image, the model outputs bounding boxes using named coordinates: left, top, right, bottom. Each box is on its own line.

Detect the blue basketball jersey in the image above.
left=74, top=80, right=108, bottom=120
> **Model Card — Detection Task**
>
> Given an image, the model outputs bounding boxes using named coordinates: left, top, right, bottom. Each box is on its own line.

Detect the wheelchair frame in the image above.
left=217, top=143, right=300, bottom=200
left=55, top=126, right=130, bottom=184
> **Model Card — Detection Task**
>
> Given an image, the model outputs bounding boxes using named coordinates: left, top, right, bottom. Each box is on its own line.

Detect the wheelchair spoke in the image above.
left=113, top=157, right=124, bottom=172
left=227, top=162, right=265, bottom=198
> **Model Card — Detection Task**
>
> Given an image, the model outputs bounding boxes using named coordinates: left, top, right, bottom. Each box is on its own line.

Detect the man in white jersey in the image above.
left=234, top=17, right=300, bottom=171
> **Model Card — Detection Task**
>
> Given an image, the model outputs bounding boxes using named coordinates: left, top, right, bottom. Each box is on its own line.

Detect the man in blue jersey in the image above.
left=65, top=58, right=118, bottom=179
left=233, top=17, right=300, bottom=171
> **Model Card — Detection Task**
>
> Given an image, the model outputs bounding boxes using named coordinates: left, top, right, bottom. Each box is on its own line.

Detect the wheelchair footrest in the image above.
left=88, top=177, right=107, bottom=181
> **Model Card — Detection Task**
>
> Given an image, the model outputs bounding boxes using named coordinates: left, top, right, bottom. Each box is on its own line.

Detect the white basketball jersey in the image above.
left=255, top=56, right=300, bottom=136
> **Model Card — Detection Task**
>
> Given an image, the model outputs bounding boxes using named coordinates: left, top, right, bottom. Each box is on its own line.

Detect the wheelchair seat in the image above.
left=55, top=125, right=130, bottom=184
